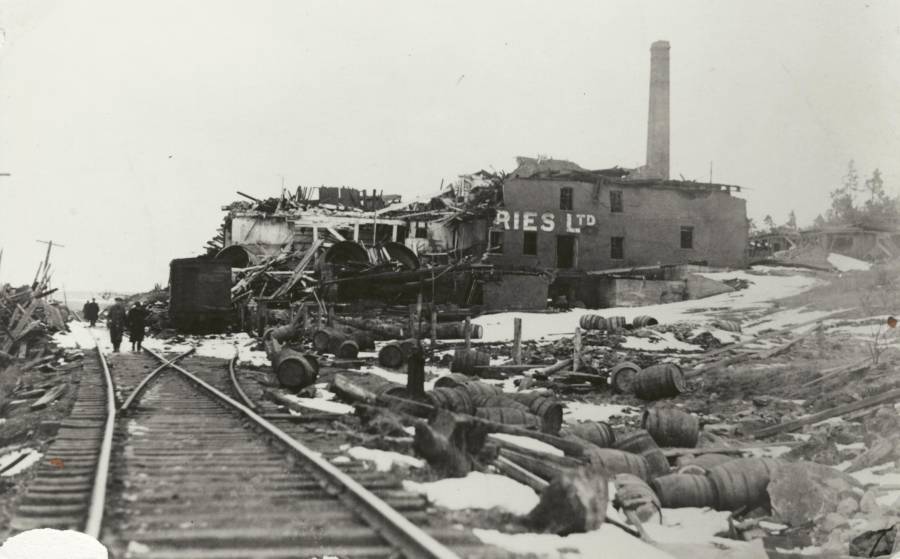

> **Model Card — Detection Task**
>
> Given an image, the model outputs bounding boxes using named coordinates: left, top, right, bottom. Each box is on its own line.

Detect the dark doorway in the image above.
left=557, top=235, right=576, bottom=268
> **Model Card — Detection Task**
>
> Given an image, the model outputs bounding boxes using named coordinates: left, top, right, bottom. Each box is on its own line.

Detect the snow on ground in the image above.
left=742, top=306, right=843, bottom=335
left=474, top=524, right=675, bottom=559
left=849, top=463, right=900, bottom=507
left=474, top=268, right=820, bottom=342
left=403, top=472, right=539, bottom=515
left=345, top=446, right=424, bottom=471
left=0, top=448, right=42, bottom=477
left=488, top=433, right=564, bottom=457
left=563, top=402, right=637, bottom=424
left=620, top=331, right=702, bottom=352
left=644, top=507, right=731, bottom=543
left=0, top=529, right=108, bottom=559
left=278, top=392, right=354, bottom=415
left=827, top=253, right=872, bottom=272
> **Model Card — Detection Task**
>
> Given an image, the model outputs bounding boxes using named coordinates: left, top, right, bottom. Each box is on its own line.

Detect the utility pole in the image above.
left=35, top=240, right=65, bottom=288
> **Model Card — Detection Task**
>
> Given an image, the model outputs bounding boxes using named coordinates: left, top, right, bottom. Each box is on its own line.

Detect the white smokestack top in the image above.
left=645, top=40, right=670, bottom=180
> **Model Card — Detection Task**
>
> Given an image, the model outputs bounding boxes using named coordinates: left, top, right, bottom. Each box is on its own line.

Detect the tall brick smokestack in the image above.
left=645, top=40, right=670, bottom=180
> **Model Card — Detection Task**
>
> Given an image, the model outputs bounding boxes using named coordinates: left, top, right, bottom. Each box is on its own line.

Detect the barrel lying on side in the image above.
left=378, top=338, right=419, bottom=368
left=425, top=387, right=476, bottom=415
left=633, top=363, right=686, bottom=400
left=271, top=348, right=319, bottom=392
left=642, top=407, right=700, bottom=448
left=675, top=453, right=733, bottom=474
left=614, top=473, right=661, bottom=522
left=606, top=316, right=627, bottom=331
left=508, top=392, right=564, bottom=435
left=613, top=429, right=670, bottom=479
left=583, top=448, right=651, bottom=482
left=475, top=407, right=542, bottom=430
left=632, top=315, right=659, bottom=328
left=579, top=314, right=606, bottom=330
left=450, top=348, right=491, bottom=374
left=608, top=362, right=641, bottom=394
left=651, top=473, right=718, bottom=509
left=707, top=458, right=780, bottom=511
left=568, top=421, right=616, bottom=448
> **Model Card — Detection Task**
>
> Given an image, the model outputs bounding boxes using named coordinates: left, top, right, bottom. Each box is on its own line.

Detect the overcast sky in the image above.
left=1, top=0, right=898, bottom=292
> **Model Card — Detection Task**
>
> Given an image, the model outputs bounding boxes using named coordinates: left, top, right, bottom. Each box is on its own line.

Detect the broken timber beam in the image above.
left=753, top=386, right=900, bottom=439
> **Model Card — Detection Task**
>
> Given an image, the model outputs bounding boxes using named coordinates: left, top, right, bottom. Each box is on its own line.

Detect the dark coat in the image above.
left=127, top=307, right=147, bottom=341
left=107, top=302, right=127, bottom=341
left=87, top=302, right=99, bottom=320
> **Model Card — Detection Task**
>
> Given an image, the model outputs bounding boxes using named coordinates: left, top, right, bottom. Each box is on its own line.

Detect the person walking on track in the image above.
left=107, top=297, right=127, bottom=352
left=127, top=301, right=148, bottom=352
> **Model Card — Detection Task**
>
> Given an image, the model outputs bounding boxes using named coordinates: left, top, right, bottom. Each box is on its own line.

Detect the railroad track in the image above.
left=8, top=340, right=492, bottom=558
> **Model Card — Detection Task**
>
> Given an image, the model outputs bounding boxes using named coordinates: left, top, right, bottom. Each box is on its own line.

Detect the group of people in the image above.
left=85, top=297, right=148, bottom=353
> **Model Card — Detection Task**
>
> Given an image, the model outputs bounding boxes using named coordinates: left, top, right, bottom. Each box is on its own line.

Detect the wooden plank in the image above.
left=660, top=441, right=803, bottom=457
left=512, top=318, right=522, bottom=365
left=30, top=383, right=68, bottom=410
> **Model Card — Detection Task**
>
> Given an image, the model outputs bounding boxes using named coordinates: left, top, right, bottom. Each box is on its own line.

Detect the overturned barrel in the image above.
left=508, top=392, right=564, bottom=435
left=707, top=458, right=780, bottom=512
left=606, top=316, right=627, bottom=331
left=426, top=387, right=475, bottom=415
left=609, top=362, right=641, bottom=394
left=472, top=394, right=530, bottom=411
left=613, top=429, right=670, bottom=479
left=675, top=453, right=733, bottom=474
left=569, top=421, right=616, bottom=448
left=378, top=338, right=419, bottom=368
left=583, top=448, right=651, bottom=482
left=642, top=407, right=700, bottom=448
left=634, top=363, right=686, bottom=401
left=632, top=315, right=659, bottom=329
left=712, top=320, right=742, bottom=333
left=271, top=348, right=319, bottom=392
left=265, top=323, right=301, bottom=343
left=651, top=474, right=718, bottom=509
left=450, top=348, right=491, bottom=374
left=579, top=314, right=606, bottom=330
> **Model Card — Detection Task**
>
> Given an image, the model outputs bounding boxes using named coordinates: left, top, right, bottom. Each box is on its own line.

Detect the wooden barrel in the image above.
left=511, top=394, right=564, bottom=436
left=475, top=407, right=542, bottom=430
left=651, top=474, right=718, bottom=509
left=676, top=453, right=733, bottom=474
left=378, top=338, right=418, bottom=368
left=712, top=320, right=742, bottom=333
left=583, top=448, right=651, bottom=481
left=450, top=348, right=491, bottom=374
left=426, top=387, right=475, bottom=415
left=312, top=327, right=343, bottom=353
left=634, top=363, right=686, bottom=400
left=707, top=458, right=780, bottom=511
left=472, top=394, right=529, bottom=411
left=609, top=362, right=640, bottom=394
left=632, top=315, right=659, bottom=328
left=606, top=316, right=627, bottom=331
left=579, top=314, right=606, bottom=330
left=642, top=407, right=700, bottom=448
left=433, top=373, right=476, bottom=389
left=454, top=381, right=502, bottom=401
left=265, top=323, right=300, bottom=343
left=336, top=340, right=359, bottom=359
left=569, top=421, right=616, bottom=448
left=614, top=473, right=661, bottom=522
left=271, top=348, right=318, bottom=392
left=347, top=329, right=376, bottom=351
left=613, top=430, right=670, bottom=479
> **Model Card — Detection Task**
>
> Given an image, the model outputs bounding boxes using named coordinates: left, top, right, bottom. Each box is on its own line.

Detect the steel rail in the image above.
left=120, top=347, right=196, bottom=411
left=228, top=352, right=258, bottom=411
left=142, top=347, right=460, bottom=559
left=84, top=335, right=116, bottom=539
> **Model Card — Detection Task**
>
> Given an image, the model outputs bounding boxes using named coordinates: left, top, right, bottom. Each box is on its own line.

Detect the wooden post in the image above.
left=327, top=305, right=335, bottom=327
left=573, top=327, right=582, bottom=372
left=416, top=292, right=423, bottom=339
left=317, top=305, right=325, bottom=329
left=391, top=224, right=398, bottom=242
left=513, top=318, right=523, bottom=365
left=431, top=308, right=438, bottom=355
left=407, top=342, right=426, bottom=397
left=353, top=222, right=360, bottom=242
left=257, top=300, right=268, bottom=338
left=464, top=317, right=472, bottom=350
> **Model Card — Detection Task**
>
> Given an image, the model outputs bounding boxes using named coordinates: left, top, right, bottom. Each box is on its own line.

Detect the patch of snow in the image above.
left=278, top=392, right=354, bottom=415
left=126, top=420, right=150, bottom=436
left=0, top=529, right=107, bottom=559
left=645, top=507, right=731, bottom=544
left=564, top=402, right=635, bottom=424
left=474, top=525, right=675, bottom=559
left=774, top=546, right=823, bottom=556
left=403, top=472, right=539, bottom=515
left=0, top=448, right=42, bottom=477
left=828, top=253, right=871, bottom=272
left=742, top=306, right=840, bottom=335
left=745, top=445, right=795, bottom=459
left=489, top=433, right=564, bottom=457
left=346, top=447, right=424, bottom=472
